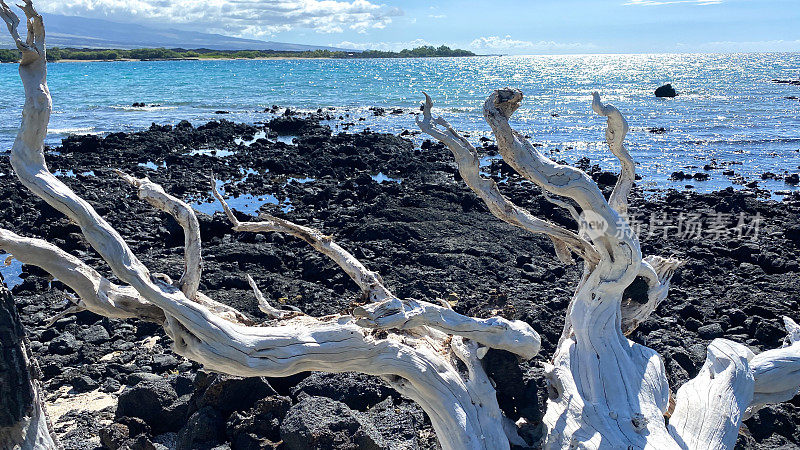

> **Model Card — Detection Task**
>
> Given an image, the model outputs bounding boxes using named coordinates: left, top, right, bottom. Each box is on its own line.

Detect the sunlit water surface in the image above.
left=0, top=53, right=797, bottom=196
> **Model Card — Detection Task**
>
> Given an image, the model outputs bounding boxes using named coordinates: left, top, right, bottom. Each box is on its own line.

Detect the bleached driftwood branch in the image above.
left=116, top=171, right=202, bottom=300
left=210, top=176, right=394, bottom=303
left=416, top=93, right=598, bottom=266
left=418, top=91, right=800, bottom=449
left=0, top=5, right=539, bottom=449
left=0, top=229, right=164, bottom=323
left=592, top=92, right=634, bottom=217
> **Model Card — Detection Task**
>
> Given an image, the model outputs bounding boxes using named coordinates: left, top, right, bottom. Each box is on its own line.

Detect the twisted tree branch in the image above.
left=416, top=93, right=599, bottom=266
left=117, top=171, right=202, bottom=300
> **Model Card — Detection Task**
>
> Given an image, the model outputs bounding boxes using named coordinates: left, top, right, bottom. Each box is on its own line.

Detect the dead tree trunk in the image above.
left=416, top=90, right=800, bottom=448
left=0, top=287, right=59, bottom=449
left=0, top=2, right=798, bottom=449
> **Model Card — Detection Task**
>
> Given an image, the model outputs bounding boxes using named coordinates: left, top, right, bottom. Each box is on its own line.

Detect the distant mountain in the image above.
left=15, top=13, right=354, bottom=52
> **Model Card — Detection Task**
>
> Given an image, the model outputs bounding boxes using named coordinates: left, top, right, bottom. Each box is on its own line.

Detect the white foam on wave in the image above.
left=48, top=127, right=102, bottom=135
left=111, top=105, right=178, bottom=112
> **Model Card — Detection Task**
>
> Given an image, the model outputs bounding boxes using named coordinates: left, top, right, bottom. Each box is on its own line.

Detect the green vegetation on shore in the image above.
left=0, top=45, right=474, bottom=63
left=0, top=48, right=19, bottom=62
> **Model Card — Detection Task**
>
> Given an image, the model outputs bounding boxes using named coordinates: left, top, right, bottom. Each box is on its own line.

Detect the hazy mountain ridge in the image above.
left=3, top=13, right=353, bottom=51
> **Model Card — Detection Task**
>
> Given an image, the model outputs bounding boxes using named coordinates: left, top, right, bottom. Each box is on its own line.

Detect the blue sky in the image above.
left=32, top=0, right=800, bottom=53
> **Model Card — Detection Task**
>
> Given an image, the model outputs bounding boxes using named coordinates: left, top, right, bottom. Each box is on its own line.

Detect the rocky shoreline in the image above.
left=1, top=113, right=799, bottom=449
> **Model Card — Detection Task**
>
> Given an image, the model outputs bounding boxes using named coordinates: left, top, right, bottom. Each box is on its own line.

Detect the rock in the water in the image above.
left=655, top=83, right=678, bottom=98
left=280, top=396, right=385, bottom=450
left=671, top=171, right=691, bottom=181
left=772, top=79, right=800, bottom=86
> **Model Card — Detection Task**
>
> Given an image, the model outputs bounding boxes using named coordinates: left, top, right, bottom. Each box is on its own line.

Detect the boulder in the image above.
left=116, top=377, right=187, bottom=433
left=697, top=323, right=724, bottom=339
left=192, top=373, right=277, bottom=418
left=48, top=331, right=79, bottom=355
left=226, top=395, right=292, bottom=448
left=76, top=324, right=110, bottom=344
left=280, top=396, right=385, bottom=450
left=655, top=84, right=678, bottom=98
left=177, top=406, right=226, bottom=450
left=290, top=372, right=393, bottom=410
left=363, top=398, right=432, bottom=450
left=99, top=417, right=153, bottom=450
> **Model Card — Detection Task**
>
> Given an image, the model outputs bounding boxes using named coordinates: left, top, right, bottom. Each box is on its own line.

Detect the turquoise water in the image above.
left=0, top=54, right=799, bottom=194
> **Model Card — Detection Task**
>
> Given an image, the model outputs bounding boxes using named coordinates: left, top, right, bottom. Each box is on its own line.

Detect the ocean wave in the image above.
left=110, top=105, right=179, bottom=111
left=48, top=127, right=103, bottom=135
left=680, top=137, right=800, bottom=145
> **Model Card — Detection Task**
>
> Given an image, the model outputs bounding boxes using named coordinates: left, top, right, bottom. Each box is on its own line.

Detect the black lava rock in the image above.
left=48, top=331, right=79, bottom=355
left=655, top=83, right=678, bottom=98
left=226, top=395, right=292, bottom=447
left=290, top=372, right=393, bottom=411
left=177, top=406, right=226, bottom=450
left=192, top=373, right=277, bottom=418
left=697, top=323, right=724, bottom=339
left=280, top=396, right=385, bottom=450
left=116, top=377, right=187, bottom=433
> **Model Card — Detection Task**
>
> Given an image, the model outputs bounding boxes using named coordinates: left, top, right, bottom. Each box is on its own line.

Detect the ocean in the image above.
left=0, top=53, right=798, bottom=196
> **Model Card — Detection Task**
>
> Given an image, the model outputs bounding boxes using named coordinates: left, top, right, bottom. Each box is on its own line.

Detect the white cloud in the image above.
left=35, top=0, right=403, bottom=38
left=678, top=39, right=800, bottom=52
left=469, top=35, right=599, bottom=54
left=334, top=38, right=430, bottom=51
left=624, top=0, right=722, bottom=5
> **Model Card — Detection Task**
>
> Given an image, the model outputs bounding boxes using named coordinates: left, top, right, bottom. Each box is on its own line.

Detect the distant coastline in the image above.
left=0, top=45, right=476, bottom=63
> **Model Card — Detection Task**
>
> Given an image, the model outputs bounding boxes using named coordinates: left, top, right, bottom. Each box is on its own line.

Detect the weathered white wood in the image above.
left=117, top=171, right=202, bottom=300
left=246, top=274, right=296, bottom=319
left=668, top=339, right=754, bottom=450
left=621, top=255, right=683, bottom=335
left=0, top=7, right=536, bottom=448
left=0, top=229, right=164, bottom=322
left=353, top=297, right=540, bottom=360
left=591, top=92, right=634, bottom=217
left=211, top=176, right=394, bottom=303
left=416, top=93, right=599, bottom=265
left=746, top=317, right=800, bottom=418
left=420, top=90, right=800, bottom=449
left=212, top=186, right=541, bottom=359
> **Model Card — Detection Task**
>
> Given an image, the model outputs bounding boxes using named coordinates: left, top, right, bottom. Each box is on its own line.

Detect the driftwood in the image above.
left=0, top=2, right=798, bottom=449
left=417, top=90, right=800, bottom=448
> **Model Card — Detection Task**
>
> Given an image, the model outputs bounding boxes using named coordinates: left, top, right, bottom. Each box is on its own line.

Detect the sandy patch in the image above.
left=46, top=385, right=123, bottom=424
